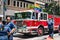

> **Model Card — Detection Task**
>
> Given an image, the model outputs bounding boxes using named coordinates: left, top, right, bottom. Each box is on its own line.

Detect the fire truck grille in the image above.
left=16, top=21, right=23, bottom=27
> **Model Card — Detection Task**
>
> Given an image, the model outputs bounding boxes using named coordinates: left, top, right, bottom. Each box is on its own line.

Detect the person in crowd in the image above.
left=48, top=18, right=54, bottom=39
left=6, top=16, right=16, bottom=40
left=0, top=21, right=11, bottom=40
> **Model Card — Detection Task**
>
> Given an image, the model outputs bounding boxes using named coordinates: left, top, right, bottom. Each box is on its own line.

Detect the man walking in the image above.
left=6, top=16, right=16, bottom=40
left=48, top=18, right=54, bottom=39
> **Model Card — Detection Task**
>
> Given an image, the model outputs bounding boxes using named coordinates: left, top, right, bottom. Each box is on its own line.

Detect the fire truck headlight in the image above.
left=23, top=25, right=27, bottom=28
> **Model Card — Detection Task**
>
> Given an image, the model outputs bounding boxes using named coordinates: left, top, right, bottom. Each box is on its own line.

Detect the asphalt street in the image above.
left=13, top=33, right=60, bottom=40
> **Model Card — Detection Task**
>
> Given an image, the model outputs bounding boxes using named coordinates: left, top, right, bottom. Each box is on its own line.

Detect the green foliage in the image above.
left=28, top=4, right=35, bottom=9
left=55, top=6, right=60, bottom=15
left=44, top=2, right=60, bottom=16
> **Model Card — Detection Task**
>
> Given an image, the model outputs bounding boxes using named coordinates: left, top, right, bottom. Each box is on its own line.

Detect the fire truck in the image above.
left=14, top=10, right=60, bottom=36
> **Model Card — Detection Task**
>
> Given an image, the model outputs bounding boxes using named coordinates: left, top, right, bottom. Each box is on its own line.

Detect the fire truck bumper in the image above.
left=18, top=29, right=29, bottom=33
left=18, top=29, right=37, bottom=35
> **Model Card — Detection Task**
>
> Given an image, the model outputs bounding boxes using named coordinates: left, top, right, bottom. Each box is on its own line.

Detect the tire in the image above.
left=37, top=27, right=44, bottom=36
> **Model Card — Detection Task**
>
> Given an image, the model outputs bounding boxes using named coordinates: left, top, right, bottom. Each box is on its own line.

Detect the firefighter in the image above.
left=0, top=21, right=11, bottom=40
left=48, top=18, right=54, bottom=39
left=6, top=16, right=16, bottom=40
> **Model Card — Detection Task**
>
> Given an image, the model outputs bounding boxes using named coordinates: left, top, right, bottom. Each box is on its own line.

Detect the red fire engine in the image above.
left=14, top=10, right=60, bottom=35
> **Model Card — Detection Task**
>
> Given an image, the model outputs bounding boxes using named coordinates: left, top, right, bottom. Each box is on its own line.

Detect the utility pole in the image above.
left=2, top=0, right=7, bottom=20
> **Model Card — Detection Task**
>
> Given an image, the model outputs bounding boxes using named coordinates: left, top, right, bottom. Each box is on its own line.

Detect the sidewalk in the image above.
left=54, top=34, right=60, bottom=40
left=46, top=34, right=60, bottom=40
left=13, top=33, right=60, bottom=40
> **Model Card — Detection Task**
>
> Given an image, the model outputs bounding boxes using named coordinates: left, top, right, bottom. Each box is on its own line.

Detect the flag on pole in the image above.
left=34, top=8, right=42, bottom=12
left=34, top=1, right=42, bottom=12
left=35, top=3, right=40, bottom=8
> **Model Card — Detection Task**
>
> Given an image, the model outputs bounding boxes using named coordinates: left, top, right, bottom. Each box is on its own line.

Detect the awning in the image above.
left=5, top=9, right=15, bottom=16
left=0, top=15, right=3, bottom=17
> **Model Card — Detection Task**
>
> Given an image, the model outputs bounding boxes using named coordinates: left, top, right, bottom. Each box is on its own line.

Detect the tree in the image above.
left=54, top=5, right=60, bottom=16
left=43, top=2, right=54, bottom=14
left=43, top=1, right=60, bottom=16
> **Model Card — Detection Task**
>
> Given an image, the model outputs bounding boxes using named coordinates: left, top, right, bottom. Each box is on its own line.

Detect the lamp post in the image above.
left=2, top=0, right=7, bottom=20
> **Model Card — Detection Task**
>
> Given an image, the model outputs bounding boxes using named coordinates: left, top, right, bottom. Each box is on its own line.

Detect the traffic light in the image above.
left=3, top=0, right=7, bottom=11
left=45, top=3, right=48, bottom=8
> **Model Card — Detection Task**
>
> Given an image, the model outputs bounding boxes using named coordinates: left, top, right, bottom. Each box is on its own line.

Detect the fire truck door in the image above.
left=38, top=12, right=48, bottom=20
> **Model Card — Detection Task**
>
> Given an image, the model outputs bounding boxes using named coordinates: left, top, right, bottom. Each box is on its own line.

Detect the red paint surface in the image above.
left=23, top=15, right=60, bottom=29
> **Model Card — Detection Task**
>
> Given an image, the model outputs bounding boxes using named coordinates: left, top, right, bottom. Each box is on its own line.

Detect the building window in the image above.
left=48, top=0, right=51, bottom=2
left=0, top=5, right=1, bottom=13
left=13, top=1, right=16, bottom=6
left=23, top=2, right=25, bottom=8
left=17, top=1, right=19, bottom=7
left=28, top=3, right=32, bottom=8
left=7, top=0, right=10, bottom=5
left=26, top=3, right=28, bottom=8
left=40, top=0, right=43, bottom=2
left=20, top=2, right=22, bottom=7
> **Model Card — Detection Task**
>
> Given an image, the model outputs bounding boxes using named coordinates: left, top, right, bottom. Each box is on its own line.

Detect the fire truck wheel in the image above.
left=37, top=27, right=44, bottom=36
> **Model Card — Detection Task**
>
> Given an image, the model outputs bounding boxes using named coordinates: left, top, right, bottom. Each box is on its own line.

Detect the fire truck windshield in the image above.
left=15, top=12, right=31, bottom=19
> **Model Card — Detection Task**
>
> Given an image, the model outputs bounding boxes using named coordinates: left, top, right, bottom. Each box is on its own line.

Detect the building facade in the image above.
left=0, top=0, right=60, bottom=17
left=6, top=0, right=34, bottom=17
left=6, top=0, right=45, bottom=16
left=0, top=0, right=3, bottom=15
left=27, top=0, right=52, bottom=3
left=7, top=0, right=34, bottom=11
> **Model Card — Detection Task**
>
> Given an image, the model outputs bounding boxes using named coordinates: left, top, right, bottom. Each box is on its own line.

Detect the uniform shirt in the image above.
left=0, top=24, right=11, bottom=40
left=0, top=24, right=11, bottom=36
left=6, top=21, right=16, bottom=40
left=48, top=19, right=53, bottom=26
left=48, top=19, right=54, bottom=29
left=7, top=21, right=16, bottom=30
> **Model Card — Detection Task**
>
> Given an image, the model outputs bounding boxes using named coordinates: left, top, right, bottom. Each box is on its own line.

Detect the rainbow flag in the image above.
left=35, top=3, right=40, bottom=8
left=34, top=8, right=42, bottom=12
left=34, top=3, right=42, bottom=12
